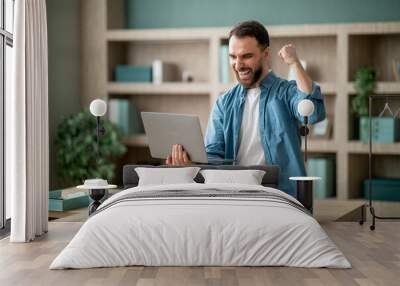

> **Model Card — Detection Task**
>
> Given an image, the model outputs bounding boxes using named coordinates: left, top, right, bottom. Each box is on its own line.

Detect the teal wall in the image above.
left=47, top=0, right=81, bottom=189
left=126, top=0, right=399, bottom=29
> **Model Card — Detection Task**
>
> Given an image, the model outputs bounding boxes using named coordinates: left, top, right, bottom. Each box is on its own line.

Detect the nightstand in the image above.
left=77, top=180, right=117, bottom=215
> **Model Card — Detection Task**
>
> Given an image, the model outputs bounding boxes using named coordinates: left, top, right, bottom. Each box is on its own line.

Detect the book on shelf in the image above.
left=306, top=157, right=335, bottom=199
left=220, top=45, right=229, bottom=83
left=108, top=98, right=144, bottom=135
left=152, top=60, right=179, bottom=84
left=220, top=44, right=235, bottom=84
left=392, top=58, right=400, bottom=81
left=49, top=187, right=87, bottom=199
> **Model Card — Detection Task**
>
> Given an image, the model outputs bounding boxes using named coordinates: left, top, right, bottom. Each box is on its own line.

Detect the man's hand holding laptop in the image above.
left=165, top=144, right=193, bottom=165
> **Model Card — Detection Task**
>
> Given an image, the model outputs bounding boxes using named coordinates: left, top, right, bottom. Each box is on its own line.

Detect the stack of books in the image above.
left=49, top=188, right=89, bottom=212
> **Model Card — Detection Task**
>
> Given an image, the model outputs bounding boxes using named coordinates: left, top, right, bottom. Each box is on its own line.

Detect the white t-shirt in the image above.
left=236, top=87, right=266, bottom=166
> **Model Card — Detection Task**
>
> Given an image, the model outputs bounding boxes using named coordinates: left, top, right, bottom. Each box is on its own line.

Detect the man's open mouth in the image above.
left=238, top=69, right=252, bottom=80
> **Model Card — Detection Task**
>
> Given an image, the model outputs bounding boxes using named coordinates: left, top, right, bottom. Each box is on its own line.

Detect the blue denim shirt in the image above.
left=204, top=71, right=326, bottom=197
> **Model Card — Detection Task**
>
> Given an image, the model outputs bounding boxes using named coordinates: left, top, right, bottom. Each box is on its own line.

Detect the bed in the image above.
left=50, top=165, right=350, bottom=269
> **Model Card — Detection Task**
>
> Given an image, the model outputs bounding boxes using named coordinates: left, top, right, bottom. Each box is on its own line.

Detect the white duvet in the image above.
left=50, top=183, right=351, bottom=269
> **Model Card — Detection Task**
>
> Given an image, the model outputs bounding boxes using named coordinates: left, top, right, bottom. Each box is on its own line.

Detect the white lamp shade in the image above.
left=297, top=99, right=315, bottom=117
left=89, top=99, right=107, bottom=117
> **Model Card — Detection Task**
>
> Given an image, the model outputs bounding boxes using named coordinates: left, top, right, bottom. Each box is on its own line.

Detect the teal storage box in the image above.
left=307, top=157, right=335, bottom=199
left=360, top=117, right=400, bottom=143
left=115, top=65, right=152, bottom=82
left=364, top=179, right=400, bottom=201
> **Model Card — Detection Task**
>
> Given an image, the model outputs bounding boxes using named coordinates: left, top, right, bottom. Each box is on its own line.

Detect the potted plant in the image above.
left=351, top=67, right=376, bottom=142
left=55, top=109, right=127, bottom=187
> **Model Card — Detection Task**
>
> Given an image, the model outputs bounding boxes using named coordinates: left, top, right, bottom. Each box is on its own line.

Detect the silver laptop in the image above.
left=141, top=112, right=234, bottom=164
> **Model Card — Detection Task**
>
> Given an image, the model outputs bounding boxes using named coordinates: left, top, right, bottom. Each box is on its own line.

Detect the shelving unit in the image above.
left=348, top=141, right=400, bottom=154
left=81, top=0, right=400, bottom=200
left=107, top=82, right=212, bottom=95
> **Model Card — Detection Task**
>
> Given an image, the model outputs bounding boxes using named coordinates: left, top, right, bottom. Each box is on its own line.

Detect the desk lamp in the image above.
left=298, top=99, right=315, bottom=162
left=89, top=99, right=107, bottom=162
left=289, top=99, right=320, bottom=214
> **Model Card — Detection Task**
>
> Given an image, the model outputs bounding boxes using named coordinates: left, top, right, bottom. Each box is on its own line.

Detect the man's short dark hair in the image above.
left=229, top=20, right=270, bottom=48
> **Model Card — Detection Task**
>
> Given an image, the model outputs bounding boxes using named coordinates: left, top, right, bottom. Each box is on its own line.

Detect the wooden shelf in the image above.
left=106, top=25, right=338, bottom=42
left=122, top=134, right=148, bottom=147
left=347, top=82, right=400, bottom=94
left=106, top=22, right=400, bottom=40
left=301, top=139, right=337, bottom=153
left=106, top=29, right=211, bottom=42
left=348, top=32, right=400, bottom=82
left=107, top=82, right=211, bottom=95
left=348, top=141, right=400, bottom=154
left=269, top=36, right=337, bottom=83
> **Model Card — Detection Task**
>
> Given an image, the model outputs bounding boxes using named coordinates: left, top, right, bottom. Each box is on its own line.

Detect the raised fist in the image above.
left=278, top=44, right=299, bottom=65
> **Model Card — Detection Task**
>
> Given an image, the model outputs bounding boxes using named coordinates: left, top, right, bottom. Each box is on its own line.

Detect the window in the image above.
left=1, top=0, right=14, bottom=231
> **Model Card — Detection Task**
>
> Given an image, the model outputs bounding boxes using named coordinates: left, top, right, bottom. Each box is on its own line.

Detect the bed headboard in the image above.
left=123, top=164, right=280, bottom=189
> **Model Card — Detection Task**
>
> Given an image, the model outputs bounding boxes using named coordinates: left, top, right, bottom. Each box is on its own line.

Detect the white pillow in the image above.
left=135, top=167, right=201, bottom=186
left=200, top=169, right=266, bottom=185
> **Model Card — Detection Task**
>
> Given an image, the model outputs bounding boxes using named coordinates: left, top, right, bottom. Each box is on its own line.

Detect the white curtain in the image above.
left=8, top=0, right=49, bottom=242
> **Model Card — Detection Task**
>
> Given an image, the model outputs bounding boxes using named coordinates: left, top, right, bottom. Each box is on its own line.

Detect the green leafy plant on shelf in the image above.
left=351, top=67, right=376, bottom=117
left=55, top=109, right=127, bottom=185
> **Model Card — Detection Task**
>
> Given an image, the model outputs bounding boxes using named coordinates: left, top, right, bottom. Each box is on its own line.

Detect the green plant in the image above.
left=351, top=67, right=376, bottom=117
left=55, top=109, right=127, bottom=185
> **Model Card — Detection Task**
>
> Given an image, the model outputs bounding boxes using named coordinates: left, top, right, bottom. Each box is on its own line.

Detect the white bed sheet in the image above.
left=50, top=183, right=351, bottom=269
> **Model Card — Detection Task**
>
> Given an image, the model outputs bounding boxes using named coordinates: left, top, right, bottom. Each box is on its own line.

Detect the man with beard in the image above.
left=165, top=20, right=326, bottom=196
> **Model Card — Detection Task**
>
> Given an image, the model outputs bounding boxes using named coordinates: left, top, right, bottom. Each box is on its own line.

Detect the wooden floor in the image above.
left=0, top=222, right=399, bottom=286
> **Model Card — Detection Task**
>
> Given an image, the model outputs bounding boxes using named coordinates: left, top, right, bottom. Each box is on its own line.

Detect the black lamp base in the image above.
left=295, top=180, right=314, bottom=214
left=299, top=125, right=309, bottom=136
left=88, top=189, right=106, bottom=215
